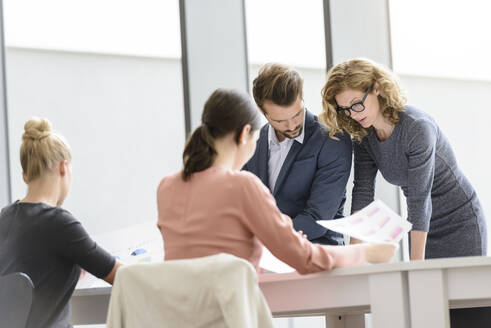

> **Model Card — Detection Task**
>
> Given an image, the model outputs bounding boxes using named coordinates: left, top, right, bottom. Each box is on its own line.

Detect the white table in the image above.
left=404, top=256, right=491, bottom=328
left=71, top=261, right=411, bottom=328
left=258, top=264, right=410, bottom=328
left=71, top=256, right=491, bottom=328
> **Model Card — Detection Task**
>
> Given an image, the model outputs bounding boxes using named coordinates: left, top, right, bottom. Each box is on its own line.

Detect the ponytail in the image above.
left=181, top=88, right=261, bottom=181
left=182, top=125, right=216, bottom=181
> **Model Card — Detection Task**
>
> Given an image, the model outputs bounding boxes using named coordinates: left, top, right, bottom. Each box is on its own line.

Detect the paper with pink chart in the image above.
left=319, top=200, right=412, bottom=243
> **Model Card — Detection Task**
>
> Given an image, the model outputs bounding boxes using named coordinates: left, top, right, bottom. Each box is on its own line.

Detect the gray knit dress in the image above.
left=352, top=105, right=487, bottom=259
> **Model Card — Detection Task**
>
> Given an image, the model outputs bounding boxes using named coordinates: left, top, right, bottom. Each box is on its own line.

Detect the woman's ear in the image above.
left=59, top=160, right=68, bottom=177
left=22, top=172, right=28, bottom=184
left=239, top=124, right=252, bottom=145
left=374, top=82, right=381, bottom=96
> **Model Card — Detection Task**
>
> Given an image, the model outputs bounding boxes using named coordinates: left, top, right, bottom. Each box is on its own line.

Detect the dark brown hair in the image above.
left=182, top=88, right=261, bottom=181
left=252, top=63, right=303, bottom=112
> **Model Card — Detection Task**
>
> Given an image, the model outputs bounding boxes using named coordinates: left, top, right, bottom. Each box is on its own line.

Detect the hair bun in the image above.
left=23, top=117, right=52, bottom=141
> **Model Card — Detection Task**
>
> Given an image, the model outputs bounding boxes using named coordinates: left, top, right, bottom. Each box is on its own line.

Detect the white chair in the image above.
left=106, top=253, right=274, bottom=328
left=0, top=272, right=34, bottom=328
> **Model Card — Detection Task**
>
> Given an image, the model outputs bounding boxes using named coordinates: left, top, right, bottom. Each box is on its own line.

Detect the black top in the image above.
left=0, top=201, right=115, bottom=328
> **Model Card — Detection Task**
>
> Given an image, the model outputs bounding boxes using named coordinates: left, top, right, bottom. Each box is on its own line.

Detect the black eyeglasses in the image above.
left=335, top=86, right=373, bottom=117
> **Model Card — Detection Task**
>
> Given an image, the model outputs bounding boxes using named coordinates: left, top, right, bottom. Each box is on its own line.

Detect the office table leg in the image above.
left=369, top=272, right=410, bottom=328
left=408, top=269, right=450, bottom=328
left=325, top=315, right=344, bottom=328
left=325, top=314, right=365, bottom=328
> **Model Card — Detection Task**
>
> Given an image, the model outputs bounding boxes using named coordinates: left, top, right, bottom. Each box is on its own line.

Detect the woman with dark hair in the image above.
left=157, top=88, right=396, bottom=274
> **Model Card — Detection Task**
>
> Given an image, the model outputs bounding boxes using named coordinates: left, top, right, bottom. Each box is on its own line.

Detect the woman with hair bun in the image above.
left=157, top=88, right=397, bottom=274
left=0, top=118, right=122, bottom=328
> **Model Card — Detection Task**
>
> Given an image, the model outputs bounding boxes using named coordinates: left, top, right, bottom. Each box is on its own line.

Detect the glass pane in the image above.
left=390, top=0, right=491, bottom=81
left=4, top=0, right=185, bottom=235
left=245, top=0, right=326, bottom=115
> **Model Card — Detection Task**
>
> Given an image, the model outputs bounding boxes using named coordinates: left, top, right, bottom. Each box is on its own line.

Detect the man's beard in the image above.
left=278, top=125, right=303, bottom=139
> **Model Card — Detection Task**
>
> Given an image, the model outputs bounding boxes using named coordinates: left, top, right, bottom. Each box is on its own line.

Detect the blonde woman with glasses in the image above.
left=321, top=58, right=488, bottom=327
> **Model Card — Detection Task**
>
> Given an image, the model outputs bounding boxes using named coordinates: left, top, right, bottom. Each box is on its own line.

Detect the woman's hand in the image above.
left=365, top=242, right=398, bottom=264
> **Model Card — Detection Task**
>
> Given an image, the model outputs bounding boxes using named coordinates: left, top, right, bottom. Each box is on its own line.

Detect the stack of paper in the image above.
left=319, top=199, right=412, bottom=243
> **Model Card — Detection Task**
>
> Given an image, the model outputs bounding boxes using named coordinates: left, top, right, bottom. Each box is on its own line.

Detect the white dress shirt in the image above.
left=268, top=113, right=305, bottom=192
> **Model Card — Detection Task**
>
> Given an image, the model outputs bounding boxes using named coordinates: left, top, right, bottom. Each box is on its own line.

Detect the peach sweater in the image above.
left=157, top=167, right=366, bottom=274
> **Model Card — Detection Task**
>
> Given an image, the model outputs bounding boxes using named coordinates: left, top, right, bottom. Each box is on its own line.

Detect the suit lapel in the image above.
left=272, top=110, right=317, bottom=196
left=256, top=125, right=270, bottom=188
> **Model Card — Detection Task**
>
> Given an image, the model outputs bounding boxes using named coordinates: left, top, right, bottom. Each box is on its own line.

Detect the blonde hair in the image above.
left=320, top=58, right=407, bottom=141
left=20, top=117, right=72, bottom=182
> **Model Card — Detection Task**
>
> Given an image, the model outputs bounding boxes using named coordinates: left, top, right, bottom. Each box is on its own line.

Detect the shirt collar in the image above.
left=268, top=109, right=306, bottom=146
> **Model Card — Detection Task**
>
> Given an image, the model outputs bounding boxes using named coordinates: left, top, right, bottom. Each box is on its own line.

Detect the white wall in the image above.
left=6, top=47, right=185, bottom=235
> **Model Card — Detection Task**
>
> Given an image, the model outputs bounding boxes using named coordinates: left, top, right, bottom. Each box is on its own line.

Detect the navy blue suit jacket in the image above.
left=243, top=110, right=352, bottom=245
